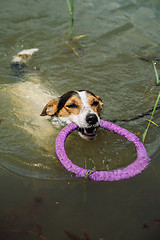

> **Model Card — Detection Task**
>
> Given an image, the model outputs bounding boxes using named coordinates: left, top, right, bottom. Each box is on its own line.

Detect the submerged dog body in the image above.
left=41, top=90, right=103, bottom=139
left=10, top=49, right=103, bottom=141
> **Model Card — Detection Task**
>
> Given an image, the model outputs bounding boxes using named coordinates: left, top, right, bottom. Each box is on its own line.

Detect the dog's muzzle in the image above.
left=78, top=113, right=99, bottom=140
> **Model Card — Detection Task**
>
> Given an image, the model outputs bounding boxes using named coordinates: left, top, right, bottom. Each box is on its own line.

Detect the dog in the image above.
left=10, top=49, right=103, bottom=142
left=40, top=90, right=103, bottom=140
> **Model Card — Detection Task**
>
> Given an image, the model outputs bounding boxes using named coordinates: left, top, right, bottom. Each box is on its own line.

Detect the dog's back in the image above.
left=8, top=49, right=59, bottom=149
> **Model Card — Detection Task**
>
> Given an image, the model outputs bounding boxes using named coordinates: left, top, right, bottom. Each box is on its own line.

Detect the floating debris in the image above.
left=65, top=229, right=90, bottom=240
left=0, top=119, right=6, bottom=124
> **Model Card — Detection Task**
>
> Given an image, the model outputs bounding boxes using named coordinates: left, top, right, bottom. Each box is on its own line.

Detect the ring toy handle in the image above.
left=55, top=120, right=151, bottom=181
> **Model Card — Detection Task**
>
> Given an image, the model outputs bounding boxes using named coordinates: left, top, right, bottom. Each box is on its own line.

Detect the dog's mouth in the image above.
left=78, top=126, right=98, bottom=139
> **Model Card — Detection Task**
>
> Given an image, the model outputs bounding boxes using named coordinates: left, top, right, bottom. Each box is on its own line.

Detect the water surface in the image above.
left=0, top=0, right=160, bottom=239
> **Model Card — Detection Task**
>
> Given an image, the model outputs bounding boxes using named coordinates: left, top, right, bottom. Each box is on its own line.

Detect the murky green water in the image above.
left=0, top=0, right=160, bottom=239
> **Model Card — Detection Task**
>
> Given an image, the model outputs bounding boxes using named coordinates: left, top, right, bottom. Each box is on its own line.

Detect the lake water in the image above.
left=0, top=0, right=160, bottom=239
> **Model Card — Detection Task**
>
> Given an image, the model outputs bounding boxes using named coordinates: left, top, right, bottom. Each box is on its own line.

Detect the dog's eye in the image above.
left=92, top=101, right=99, bottom=107
left=66, top=103, right=78, bottom=108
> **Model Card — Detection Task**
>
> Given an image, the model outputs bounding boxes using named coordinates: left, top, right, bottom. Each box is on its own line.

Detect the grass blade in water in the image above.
left=152, top=61, right=160, bottom=85
left=143, top=92, right=160, bottom=142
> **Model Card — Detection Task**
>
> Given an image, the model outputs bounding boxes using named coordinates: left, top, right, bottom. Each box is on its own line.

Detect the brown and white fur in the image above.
left=10, top=49, right=103, bottom=143
left=40, top=90, right=103, bottom=140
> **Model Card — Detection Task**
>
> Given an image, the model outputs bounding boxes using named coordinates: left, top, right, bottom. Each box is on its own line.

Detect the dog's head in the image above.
left=40, top=90, right=103, bottom=140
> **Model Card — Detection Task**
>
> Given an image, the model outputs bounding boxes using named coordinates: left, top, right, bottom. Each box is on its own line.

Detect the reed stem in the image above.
left=143, top=92, right=160, bottom=142
left=66, top=0, right=74, bottom=39
left=152, top=60, right=160, bottom=85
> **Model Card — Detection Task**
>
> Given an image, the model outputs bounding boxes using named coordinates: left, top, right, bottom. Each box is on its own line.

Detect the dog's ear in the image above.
left=40, top=98, right=59, bottom=116
left=96, top=95, right=103, bottom=110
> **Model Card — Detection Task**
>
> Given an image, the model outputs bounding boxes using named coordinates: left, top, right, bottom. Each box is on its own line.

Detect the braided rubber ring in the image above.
left=55, top=120, right=151, bottom=181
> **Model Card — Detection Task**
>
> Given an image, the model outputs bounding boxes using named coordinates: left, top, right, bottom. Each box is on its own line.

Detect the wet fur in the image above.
left=40, top=90, right=103, bottom=140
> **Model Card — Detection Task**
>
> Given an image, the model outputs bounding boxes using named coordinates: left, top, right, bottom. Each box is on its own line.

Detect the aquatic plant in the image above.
left=84, top=158, right=96, bottom=180
left=84, top=159, right=92, bottom=180
left=65, top=0, right=86, bottom=57
left=142, top=61, right=160, bottom=142
left=142, top=92, right=160, bottom=142
left=152, top=61, right=160, bottom=85
left=66, top=0, right=74, bottom=39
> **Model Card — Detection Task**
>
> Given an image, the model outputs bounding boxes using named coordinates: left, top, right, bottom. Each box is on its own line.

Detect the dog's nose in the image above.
left=86, top=113, right=98, bottom=125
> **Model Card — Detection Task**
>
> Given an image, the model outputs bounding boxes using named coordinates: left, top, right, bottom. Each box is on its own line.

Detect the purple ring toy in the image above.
left=55, top=120, right=151, bottom=181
